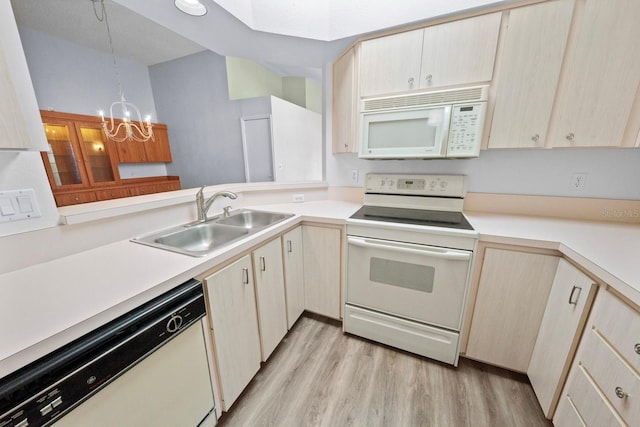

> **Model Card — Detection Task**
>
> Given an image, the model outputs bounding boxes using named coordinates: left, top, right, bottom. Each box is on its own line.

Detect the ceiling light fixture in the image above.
left=93, top=0, right=154, bottom=142
left=175, top=0, right=208, bottom=16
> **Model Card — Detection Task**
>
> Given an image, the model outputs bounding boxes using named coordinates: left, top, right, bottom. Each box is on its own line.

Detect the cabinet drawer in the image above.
left=580, top=328, right=640, bottom=426
left=591, top=290, right=640, bottom=373
left=558, top=363, right=623, bottom=426
left=95, top=188, right=129, bottom=201
left=54, top=191, right=97, bottom=206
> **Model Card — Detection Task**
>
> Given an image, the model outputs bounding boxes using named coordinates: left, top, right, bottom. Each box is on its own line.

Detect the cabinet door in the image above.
left=550, top=0, right=640, bottom=147
left=465, top=248, right=559, bottom=372
left=419, top=13, right=501, bottom=89
left=115, top=136, right=147, bottom=163
left=0, top=42, right=31, bottom=149
left=75, top=121, right=121, bottom=186
left=359, top=29, right=424, bottom=97
left=282, top=227, right=305, bottom=328
left=528, top=258, right=596, bottom=418
left=332, top=47, right=358, bottom=153
left=145, top=124, right=173, bottom=162
left=40, top=118, right=91, bottom=191
left=252, top=238, right=287, bottom=361
left=489, top=0, right=574, bottom=148
left=302, top=225, right=342, bottom=320
left=204, top=255, right=261, bottom=411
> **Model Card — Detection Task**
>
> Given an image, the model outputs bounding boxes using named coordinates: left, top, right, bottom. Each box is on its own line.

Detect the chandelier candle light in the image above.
left=94, top=0, right=154, bottom=142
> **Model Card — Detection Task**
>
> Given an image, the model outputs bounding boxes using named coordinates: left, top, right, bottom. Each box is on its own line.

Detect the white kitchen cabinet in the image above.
left=203, top=255, right=261, bottom=411
left=359, top=13, right=501, bottom=98
left=332, top=46, right=359, bottom=154
left=465, top=247, right=559, bottom=372
left=527, top=258, right=597, bottom=419
left=359, top=29, right=424, bottom=97
left=488, top=0, right=575, bottom=149
left=282, top=227, right=305, bottom=328
left=555, top=289, right=640, bottom=426
left=419, top=12, right=501, bottom=90
left=252, top=238, right=288, bottom=361
left=549, top=0, right=640, bottom=147
left=302, top=224, right=342, bottom=320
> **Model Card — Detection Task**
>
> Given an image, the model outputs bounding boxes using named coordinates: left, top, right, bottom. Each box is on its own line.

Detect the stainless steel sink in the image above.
left=215, top=209, right=293, bottom=229
left=133, top=222, right=249, bottom=257
left=132, top=209, right=293, bottom=256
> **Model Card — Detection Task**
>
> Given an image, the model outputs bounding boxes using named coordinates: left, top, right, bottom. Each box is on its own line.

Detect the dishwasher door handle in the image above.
left=347, top=236, right=471, bottom=261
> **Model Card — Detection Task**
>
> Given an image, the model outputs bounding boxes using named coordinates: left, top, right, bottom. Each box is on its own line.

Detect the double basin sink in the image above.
left=133, top=209, right=294, bottom=256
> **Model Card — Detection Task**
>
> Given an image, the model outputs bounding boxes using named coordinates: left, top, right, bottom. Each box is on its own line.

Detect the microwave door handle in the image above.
left=348, top=236, right=470, bottom=261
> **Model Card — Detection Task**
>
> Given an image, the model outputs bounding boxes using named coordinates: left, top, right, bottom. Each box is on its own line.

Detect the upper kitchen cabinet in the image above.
left=116, top=123, right=173, bottom=163
left=358, top=13, right=501, bottom=98
left=332, top=46, right=359, bottom=154
left=488, top=0, right=575, bottom=149
left=0, top=1, right=47, bottom=151
left=359, top=29, right=424, bottom=97
left=419, top=12, right=501, bottom=90
left=549, top=0, right=640, bottom=147
left=40, top=111, right=120, bottom=191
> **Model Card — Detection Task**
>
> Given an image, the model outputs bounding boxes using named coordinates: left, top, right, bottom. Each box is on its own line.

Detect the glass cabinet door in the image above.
left=42, top=122, right=89, bottom=189
left=76, top=122, right=120, bottom=186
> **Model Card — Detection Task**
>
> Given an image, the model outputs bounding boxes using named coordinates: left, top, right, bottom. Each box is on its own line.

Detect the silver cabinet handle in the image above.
left=566, top=132, right=575, bottom=141
left=634, top=343, right=640, bottom=355
left=408, top=77, right=415, bottom=85
left=426, top=74, right=433, bottom=82
left=287, top=240, right=292, bottom=253
left=242, top=267, right=249, bottom=285
left=615, top=387, right=628, bottom=399
left=568, top=286, right=582, bottom=305
left=531, top=134, right=540, bottom=143
left=260, top=256, right=266, bottom=272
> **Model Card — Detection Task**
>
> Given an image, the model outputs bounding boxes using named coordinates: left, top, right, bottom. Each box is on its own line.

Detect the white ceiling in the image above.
left=213, top=0, right=512, bottom=41
left=10, top=0, right=513, bottom=78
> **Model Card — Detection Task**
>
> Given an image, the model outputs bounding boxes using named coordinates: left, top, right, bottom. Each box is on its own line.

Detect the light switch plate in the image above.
left=0, top=189, right=41, bottom=222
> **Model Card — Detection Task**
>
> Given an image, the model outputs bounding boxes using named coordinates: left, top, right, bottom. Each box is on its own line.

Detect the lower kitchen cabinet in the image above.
left=527, top=258, right=597, bottom=419
left=302, top=224, right=342, bottom=320
left=465, top=247, right=559, bottom=372
left=252, top=238, right=288, bottom=361
left=554, top=289, right=640, bottom=426
left=203, top=255, right=261, bottom=411
left=282, top=226, right=305, bottom=328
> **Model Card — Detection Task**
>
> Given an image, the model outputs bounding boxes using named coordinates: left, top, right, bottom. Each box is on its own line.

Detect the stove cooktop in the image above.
left=349, top=206, right=474, bottom=231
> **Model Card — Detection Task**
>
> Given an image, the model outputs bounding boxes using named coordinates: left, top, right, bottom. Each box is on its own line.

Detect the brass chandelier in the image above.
left=93, top=0, right=154, bottom=142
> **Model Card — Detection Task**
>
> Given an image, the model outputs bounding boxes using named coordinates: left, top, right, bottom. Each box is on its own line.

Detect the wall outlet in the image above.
left=292, top=194, right=305, bottom=203
left=351, top=169, right=359, bottom=184
left=570, top=173, right=587, bottom=191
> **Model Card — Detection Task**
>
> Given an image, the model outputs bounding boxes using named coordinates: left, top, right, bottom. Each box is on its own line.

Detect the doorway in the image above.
left=241, top=115, right=274, bottom=182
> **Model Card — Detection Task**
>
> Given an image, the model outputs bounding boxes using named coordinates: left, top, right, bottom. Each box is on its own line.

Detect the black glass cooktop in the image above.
left=349, top=206, right=474, bottom=230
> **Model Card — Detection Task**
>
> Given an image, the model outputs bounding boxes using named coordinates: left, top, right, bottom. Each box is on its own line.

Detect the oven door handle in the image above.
left=348, top=236, right=471, bottom=261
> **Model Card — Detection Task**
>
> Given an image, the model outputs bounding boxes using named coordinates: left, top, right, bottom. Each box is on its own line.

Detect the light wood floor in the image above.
left=218, top=314, right=552, bottom=427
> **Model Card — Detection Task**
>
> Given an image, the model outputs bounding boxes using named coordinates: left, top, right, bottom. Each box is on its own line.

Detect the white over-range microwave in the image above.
left=359, top=85, right=488, bottom=159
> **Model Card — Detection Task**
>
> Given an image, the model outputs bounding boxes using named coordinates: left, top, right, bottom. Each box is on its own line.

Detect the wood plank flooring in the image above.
left=217, top=314, right=552, bottom=427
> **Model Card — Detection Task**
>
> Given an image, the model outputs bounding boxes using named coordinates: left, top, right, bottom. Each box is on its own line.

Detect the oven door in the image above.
left=346, top=236, right=472, bottom=330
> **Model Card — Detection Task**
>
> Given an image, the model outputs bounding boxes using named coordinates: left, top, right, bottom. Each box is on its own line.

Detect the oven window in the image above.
left=370, top=258, right=435, bottom=292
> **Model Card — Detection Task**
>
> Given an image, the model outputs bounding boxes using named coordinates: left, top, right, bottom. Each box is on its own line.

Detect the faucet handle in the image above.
left=223, top=206, right=232, bottom=217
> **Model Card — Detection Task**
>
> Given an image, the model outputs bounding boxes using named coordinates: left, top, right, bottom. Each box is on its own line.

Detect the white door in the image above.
left=241, top=115, right=274, bottom=182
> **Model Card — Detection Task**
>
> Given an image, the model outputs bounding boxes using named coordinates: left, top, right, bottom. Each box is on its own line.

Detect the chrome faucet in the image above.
left=195, top=187, right=238, bottom=222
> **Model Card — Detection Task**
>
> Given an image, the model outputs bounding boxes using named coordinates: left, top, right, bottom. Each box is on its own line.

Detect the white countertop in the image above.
left=0, top=201, right=360, bottom=378
left=2, top=199, right=639, bottom=378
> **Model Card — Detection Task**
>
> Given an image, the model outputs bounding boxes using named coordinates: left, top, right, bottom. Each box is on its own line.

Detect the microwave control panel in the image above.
left=446, top=102, right=486, bottom=157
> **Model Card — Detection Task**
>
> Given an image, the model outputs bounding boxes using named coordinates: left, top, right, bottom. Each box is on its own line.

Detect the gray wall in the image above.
left=149, top=51, right=271, bottom=189
left=18, top=26, right=157, bottom=120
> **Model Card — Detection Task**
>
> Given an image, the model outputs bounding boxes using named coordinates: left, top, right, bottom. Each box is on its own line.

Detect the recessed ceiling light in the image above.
left=174, top=0, right=207, bottom=16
